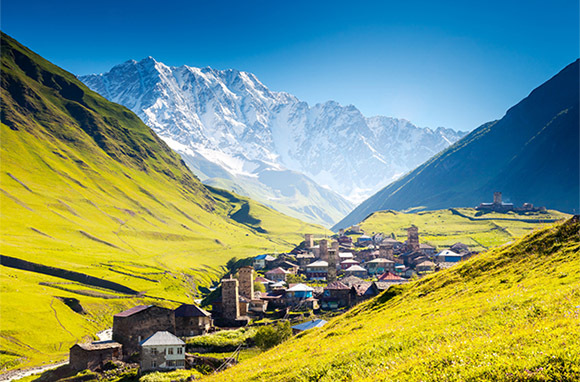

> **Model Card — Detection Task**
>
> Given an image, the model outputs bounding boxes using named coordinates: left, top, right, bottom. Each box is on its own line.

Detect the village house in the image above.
left=344, top=264, right=368, bottom=278
left=265, top=267, right=290, bottom=282
left=296, top=252, right=316, bottom=269
left=350, top=225, right=363, bottom=233
left=139, top=331, right=185, bottom=372
left=356, top=234, right=373, bottom=247
left=377, top=271, right=407, bottom=284
left=434, top=249, right=464, bottom=263
left=340, top=258, right=360, bottom=270
left=285, top=284, right=318, bottom=309
left=277, top=261, right=300, bottom=274
left=306, top=260, right=328, bottom=280
left=419, top=243, right=436, bottom=256
left=69, top=341, right=122, bottom=371
left=349, top=282, right=376, bottom=305
left=338, top=252, right=354, bottom=261
left=416, top=260, right=436, bottom=274
left=365, top=258, right=395, bottom=275
left=253, top=254, right=276, bottom=270
left=321, top=281, right=351, bottom=309
left=174, top=304, right=212, bottom=337
left=338, top=235, right=353, bottom=247
left=450, top=242, right=470, bottom=254
left=112, top=305, right=176, bottom=357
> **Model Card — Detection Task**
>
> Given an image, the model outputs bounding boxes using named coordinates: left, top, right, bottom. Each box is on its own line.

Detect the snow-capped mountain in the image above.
left=80, top=57, right=466, bottom=226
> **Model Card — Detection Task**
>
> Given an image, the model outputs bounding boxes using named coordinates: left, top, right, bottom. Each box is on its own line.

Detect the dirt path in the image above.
left=0, top=362, right=67, bottom=382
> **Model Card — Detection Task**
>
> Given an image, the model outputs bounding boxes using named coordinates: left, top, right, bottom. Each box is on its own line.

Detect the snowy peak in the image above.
left=80, top=58, right=466, bottom=225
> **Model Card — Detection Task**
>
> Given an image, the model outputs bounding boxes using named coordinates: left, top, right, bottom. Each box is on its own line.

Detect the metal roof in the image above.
left=174, top=304, right=211, bottom=318
left=291, top=319, right=327, bottom=332
left=140, top=331, right=185, bottom=347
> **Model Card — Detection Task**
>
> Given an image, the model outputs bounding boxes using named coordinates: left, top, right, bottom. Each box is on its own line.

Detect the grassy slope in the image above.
left=204, top=217, right=580, bottom=382
left=358, top=208, right=570, bottom=251
left=0, top=33, right=329, bottom=371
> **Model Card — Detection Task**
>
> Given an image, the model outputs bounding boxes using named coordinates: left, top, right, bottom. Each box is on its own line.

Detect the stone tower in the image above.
left=493, top=192, right=502, bottom=204
left=379, top=243, right=394, bottom=260
left=327, top=249, right=337, bottom=283
left=304, top=234, right=314, bottom=249
left=331, top=240, right=339, bottom=251
left=319, top=239, right=328, bottom=261
left=221, top=277, right=239, bottom=322
left=406, top=226, right=420, bottom=251
left=238, top=266, right=254, bottom=300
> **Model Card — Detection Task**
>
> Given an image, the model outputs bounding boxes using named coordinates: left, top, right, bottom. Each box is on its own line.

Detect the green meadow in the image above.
left=0, top=33, right=329, bottom=372
left=203, top=217, right=580, bottom=381
left=357, top=208, right=570, bottom=251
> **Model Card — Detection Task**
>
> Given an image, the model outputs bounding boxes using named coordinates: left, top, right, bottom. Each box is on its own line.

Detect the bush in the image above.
left=254, top=321, right=292, bottom=350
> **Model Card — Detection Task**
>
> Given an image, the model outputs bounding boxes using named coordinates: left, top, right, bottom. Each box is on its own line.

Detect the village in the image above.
left=60, top=223, right=477, bottom=379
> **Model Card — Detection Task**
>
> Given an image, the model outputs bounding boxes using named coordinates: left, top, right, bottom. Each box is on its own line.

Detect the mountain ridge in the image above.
left=334, top=59, right=580, bottom=230
left=80, top=58, right=466, bottom=226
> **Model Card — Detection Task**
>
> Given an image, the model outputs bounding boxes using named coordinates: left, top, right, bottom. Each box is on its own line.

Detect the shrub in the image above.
left=254, top=321, right=292, bottom=350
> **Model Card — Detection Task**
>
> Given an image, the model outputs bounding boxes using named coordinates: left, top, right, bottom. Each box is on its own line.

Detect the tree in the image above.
left=254, top=321, right=292, bottom=350
left=286, top=273, right=306, bottom=284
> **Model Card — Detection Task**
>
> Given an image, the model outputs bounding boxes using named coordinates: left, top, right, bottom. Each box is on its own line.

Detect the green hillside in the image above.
left=0, top=32, right=328, bottom=371
left=358, top=208, right=570, bottom=251
left=334, top=60, right=579, bottom=230
left=204, top=217, right=580, bottom=381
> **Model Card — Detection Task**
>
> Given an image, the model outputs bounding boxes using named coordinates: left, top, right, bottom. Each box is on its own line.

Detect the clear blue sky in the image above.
left=2, top=0, right=578, bottom=131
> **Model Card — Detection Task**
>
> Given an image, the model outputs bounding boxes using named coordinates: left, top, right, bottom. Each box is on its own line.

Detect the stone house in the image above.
left=416, top=260, right=436, bottom=273
left=265, top=267, right=289, bottom=282
left=321, top=281, right=351, bottom=309
left=253, top=254, right=276, bottom=270
left=140, top=331, right=185, bottom=372
left=365, top=258, right=395, bottom=275
left=344, top=265, right=367, bottom=278
left=174, top=304, right=212, bottom=337
left=113, top=305, right=175, bottom=356
left=285, top=284, right=318, bottom=309
left=277, top=261, right=300, bottom=274
left=305, top=260, right=328, bottom=280
left=340, top=258, right=360, bottom=270
left=434, top=249, right=463, bottom=263
left=69, top=341, right=122, bottom=371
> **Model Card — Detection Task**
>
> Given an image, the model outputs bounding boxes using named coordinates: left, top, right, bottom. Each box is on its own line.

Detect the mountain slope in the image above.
left=334, top=60, right=580, bottom=230
left=204, top=216, right=580, bottom=381
left=0, top=32, right=328, bottom=370
left=80, top=59, right=465, bottom=224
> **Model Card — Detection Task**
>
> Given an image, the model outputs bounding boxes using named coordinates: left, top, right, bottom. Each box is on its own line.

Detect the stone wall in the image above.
left=113, top=307, right=175, bottom=356
left=238, top=266, right=254, bottom=300
left=221, top=278, right=240, bottom=322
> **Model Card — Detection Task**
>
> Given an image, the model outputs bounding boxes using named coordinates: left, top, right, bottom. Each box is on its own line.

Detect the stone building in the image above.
left=238, top=266, right=254, bottom=300
left=319, top=239, right=328, bottom=261
left=140, top=331, right=185, bottom=372
left=113, top=305, right=175, bottom=356
left=321, top=281, right=351, bottom=309
left=304, top=234, right=314, bottom=249
left=327, top=249, right=338, bottom=283
left=174, top=304, right=212, bottom=337
left=379, top=243, right=394, bottom=260
left=406, top=226, right=420, bottom=251
left=221, top=277, right=240, bottom=323
left=69, top=341, right=122, bottom=371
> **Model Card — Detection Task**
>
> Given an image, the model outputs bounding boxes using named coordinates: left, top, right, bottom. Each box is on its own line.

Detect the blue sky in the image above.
left=2, top=0, right=578, bottom=131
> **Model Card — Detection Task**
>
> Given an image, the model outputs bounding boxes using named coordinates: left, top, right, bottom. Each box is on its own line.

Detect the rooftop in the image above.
left=266, top=267, right=290, bottom=274
left=140, top=331, right=185, bottom=347
left=345, top=265, right=366, bottom=272
left=325, top=281, right=350, bottom=290
left=367, top=257, right=394, bottom=264
left=114, top=305, right=150, bottom=318
left=174, top=304, right=211, bottom=318
left=287, top=283, right=314, bottom=292
left=75, top=341, right=122, bottom=351
left=307, top=260, right=329, bottom=267
left=291, top=319, right=327, bottom=332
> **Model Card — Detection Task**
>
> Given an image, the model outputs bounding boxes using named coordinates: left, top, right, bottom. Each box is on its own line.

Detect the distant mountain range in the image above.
left=334, top=59, right=580, bottom=230
left=80, top=59, right=466, bottom=226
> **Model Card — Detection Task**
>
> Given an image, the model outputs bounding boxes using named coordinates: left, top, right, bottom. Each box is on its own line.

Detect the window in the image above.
left=151, top=348, right=157, bottom=355
left=167, top=360, right=175, bottom=367
left=176, top=360, right=185, bottom=366
left=167, top=347, right=174, bottom=355
left=177, top=347, right=183, bottom=354
left=151, top=360, right=156, bottom=368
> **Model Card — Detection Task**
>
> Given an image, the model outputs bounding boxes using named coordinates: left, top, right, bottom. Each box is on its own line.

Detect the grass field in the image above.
left=202, top=217, right=580, bottom=381
left=357, top=208, right=570, bottom=251
left=0, top=33, right=329, bottom=373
